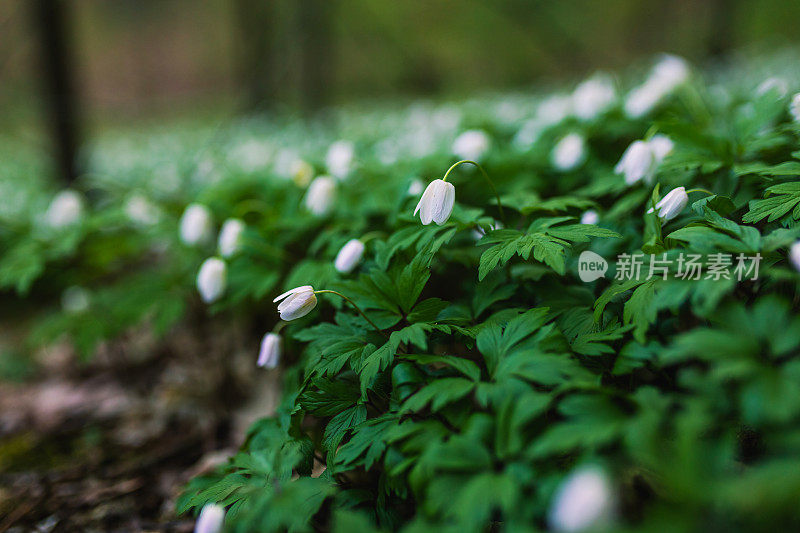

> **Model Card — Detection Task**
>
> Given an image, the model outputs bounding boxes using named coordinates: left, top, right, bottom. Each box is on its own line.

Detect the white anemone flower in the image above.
left=790, top=241, right=800, bottom=272
left=45, top=189, right=84, bottom=228
left=326, top=140, right=355, bottom=179
left=334, top=239, right=366, bottom=273
left=196, top=258, right=227, bottom=304
left=648, top=186, right=689, bottom=221
left=305, top=176, right=336, bottom=216
left=790, top=93, right=800, bottom=122
left=125, top=194, right=160, bottom=226
left=180, top=204, right=214, bottom=246
left=194, top=503, right=225, bottom=533
left=572, top=74, right=616, bottom=120
left=551, top=133, right=586, bottom=171
left=414, top=179, right=455, bottom=226
left=274, top=285, right=318, bottom=321
left=580, top=210, right=599, bottom=225
left=452, top=130, right=490, bottom=161
left=614, top=140, right=656, bottom=185
left=257, top=333, right=281, bottom=369
left=548, top=466, right=614, bottom=532
left=218, top=219, right=245, bottom=258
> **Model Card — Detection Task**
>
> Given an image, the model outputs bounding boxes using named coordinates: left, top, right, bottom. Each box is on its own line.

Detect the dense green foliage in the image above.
left=5, top=52, right=800, bottom=531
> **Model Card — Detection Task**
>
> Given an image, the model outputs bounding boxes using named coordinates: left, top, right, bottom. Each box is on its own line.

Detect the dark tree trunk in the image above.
left=233, top=0, right=279, bottom=110
left=33, top=0, right=80, bottom=185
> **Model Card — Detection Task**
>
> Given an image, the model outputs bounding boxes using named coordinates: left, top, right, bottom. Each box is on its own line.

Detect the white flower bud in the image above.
left=61, top=286, right=90, bottom=314
left=326, top=140, right=355, bottom=179
left=789, top=241, right=800, bottom=272
left=614, top=140, right=656, bottom=185
left=452, top=130, right=490, bottom=161
left=335, top=239, right=365, bottom=273
left=180, top=204, right=213, bottom=246
left=549, top=466, right=614, bottom=532
left=647, top=186, right=688, bottom=221
left=305, top=176, right=336, bottom=216
left=790, top=93, right=800, bottom=122
left=218, top=219, right=245, bottom=258
left=580, top=210, right=599, bottom=225
left=194, top=503, right=225, bottom=533
left=273, top=285, right=317, bottom=321
left=414, top=179, right=456, bottom=226
left=257, top=332, right=281, bottom=369
left=572, top=74, right=616, bottom=121
left=45, top=190, right=84, bottom=228
left=551, top=133, right=586, bottom=171
left=196, top=258, right=226, bottom=304
left=125, top=194, right=160, bottom=226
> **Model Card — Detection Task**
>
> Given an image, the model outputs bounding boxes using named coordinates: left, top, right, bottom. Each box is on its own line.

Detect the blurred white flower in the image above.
left=234, top=139, right=271, bottom=173
left=790, top=241, right=800, bottom=272
left=45, top=190, right=84, bottom=228
left=471, top=220, right=503, bottom=240
left=414, top=179, right=455, bottom=225
left=218, top=219, right=245, bottom=258
left=194, top=503, right=225, bottom=533
left=791, top=93, right=800, bottom=122
left=291, top=158, right=314, bottom=187
left=551, top=133, right=586, bottom=171
left=537, top=94, right=573, bottom=126
left=513, top=119, right=543, bottom=150
left=651, top=54, right=690, bottom=89
left=615, top=135, right=673, bottom=185
left=572, top=74, right=616, bottom=120
left=180, top=204, right=214, bottom=246
left=648, top=186, right=688, bottom=221
left=452, top=130, right=490, bottom=161
left=125, top=194, right=160, bottom=226
left=274, top=285, right=317, bottom=321
left=580, top=210, right=599, bottom=225
left=625, top=55, right=689, bottom=118
left=549, top=466, right=614, bottom=532
left=305, top=176, right=336, bottom=216
left=407, top=178, right=425, bottom=196
left=335, top=239, right=366, bottom=273
left=326, top=140, right=355, bottom=179
left=196, top=258, right=226, bottom=304
left=61, top=286, right=90, bottom=314
left=648, top=134, right=675, bottom=161
left=257, top=332, right=281, bottom=369
left=756, top=77, right=789, bottom=98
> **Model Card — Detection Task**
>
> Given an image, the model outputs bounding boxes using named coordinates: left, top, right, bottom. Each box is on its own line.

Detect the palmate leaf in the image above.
left=477, top=218, right=620, bottom=280
left=742, top=181, right=800, bottom=223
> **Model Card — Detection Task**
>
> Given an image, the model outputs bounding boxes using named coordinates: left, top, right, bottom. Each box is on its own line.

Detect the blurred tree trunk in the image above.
left=296, top=0, right=334, bottom=112
left=33, top=0, right=80, bottom=185
left=233, top=0, right=279, bottom=110
left=707, top=0, right=736, bottom=60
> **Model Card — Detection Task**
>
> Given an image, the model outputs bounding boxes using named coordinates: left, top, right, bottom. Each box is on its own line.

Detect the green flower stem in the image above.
left=314, top=290, right=388, bottom=337
left=359, top=231, right=386, bottom=244
left=272, top=321, right=287, bottom=333
left=687, top=188, right=714, bottom=196
left=441, top=159, right=507, bottom=225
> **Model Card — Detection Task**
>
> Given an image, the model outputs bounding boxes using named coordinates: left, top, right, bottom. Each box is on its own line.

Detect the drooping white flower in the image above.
left=61, top=286, right=90, bottom=314
left=648, top=134, right=675, bottom=162
left=580, top=210, right=599, bottom=225
left=45, top=189, right=84, bottom=228
left=624, top=55, right=689, bottom=118
left=125, top=194, right=160, bottom=226
left=196, top=258, right=227, bottom=304
left=572, top=74, right=616, bottom=121
left=756, top=77, right=789, bottom=98
left=218, top=219, right=245, bottom=258
left=291, top=158, right=314, bottom=187
left=257, top=332, right=281, bottom=369
left=305, top=176, right=336, bottom=216
left=624, top=83, right=665, bottom=119
left=194, top=503, right=225, bottom=533
left=790, top=93, right=800, bottom=122
left=326, top=140, right=355, bottom=179
left=414, top=179, right=456, bottom=226
left=180, top=204, right=214, bottom=246
left=790, top=241, right=800, bottom=272
left=648, top=186, right=688, bottom=221
left=407, top=178, right=425, bottom=196
left=335, top=239, right=366, bottom=273
left=452, top=130, right=490, bottom=161
left=551, top=133, right=586, bottom=171
left=614, top=140, right=656, bottom=185
left=273, top=285, right=318, bottom=321
left=549, top=466, right=614, bottom=532
left=650, top=54, right=690, bottom=90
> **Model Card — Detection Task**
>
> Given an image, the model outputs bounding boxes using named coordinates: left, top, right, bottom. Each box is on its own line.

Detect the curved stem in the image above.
left=314, top=290, right=388, bottom=337
left=687, top=188, right=714, bottom=196
left=441, top=160, right=507, bottom=225
left=272, top=321, right=287, bottom=334
left=359, top=231, right=385, bottom=244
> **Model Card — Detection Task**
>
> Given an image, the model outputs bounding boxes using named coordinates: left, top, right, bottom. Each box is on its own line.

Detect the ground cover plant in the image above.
left=4, top=51, right=800, bottom=531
